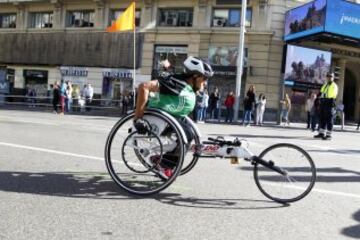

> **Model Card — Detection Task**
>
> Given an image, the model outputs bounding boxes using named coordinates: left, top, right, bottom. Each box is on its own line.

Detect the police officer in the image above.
left=314, top=72, right=338, bottom=140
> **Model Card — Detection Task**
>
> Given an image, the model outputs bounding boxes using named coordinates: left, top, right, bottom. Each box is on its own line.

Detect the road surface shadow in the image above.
left=0, top=171, right=288, bottom=209
left=155, top=193, right=289, bottom=210
left=342, top=209, right=360, bottom=238
left=308, top=149, right=360, bottom=155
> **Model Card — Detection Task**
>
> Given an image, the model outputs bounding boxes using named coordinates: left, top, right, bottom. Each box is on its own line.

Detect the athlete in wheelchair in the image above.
left=133, top=56, right=213, bottom=178
left=105, top=57, right=316, bottom=203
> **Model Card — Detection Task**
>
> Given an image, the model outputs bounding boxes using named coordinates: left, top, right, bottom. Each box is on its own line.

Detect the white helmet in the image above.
left=183, top=56, right=214, bottom=78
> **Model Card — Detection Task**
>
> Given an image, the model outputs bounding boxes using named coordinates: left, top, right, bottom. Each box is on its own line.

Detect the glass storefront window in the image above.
left=0, top=13, right=16, bottom=28
left=67, top=11, right=94, bottom=27
left=213, top=8, right=252, bottom=27
left=159, top=9, right=193, bottom=27
left=30, top=12, right=53, bottom=28
left=109, top=9, right=141, bottom=27
left=153, top=46, right=188, bottom=76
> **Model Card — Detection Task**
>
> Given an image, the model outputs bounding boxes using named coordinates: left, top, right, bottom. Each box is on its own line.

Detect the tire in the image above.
left=253, top=143, right=316, bottom=203
left=179, top=121, right=200, bottom=175
left=105, top=111, right=185, bottom=195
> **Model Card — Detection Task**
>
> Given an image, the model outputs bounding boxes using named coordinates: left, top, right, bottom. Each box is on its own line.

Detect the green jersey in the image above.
left=148, top=74, right=195, bottom=117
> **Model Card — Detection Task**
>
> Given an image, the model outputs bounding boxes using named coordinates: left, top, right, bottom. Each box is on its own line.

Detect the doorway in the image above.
left=343, top=68, right=357, bottom=121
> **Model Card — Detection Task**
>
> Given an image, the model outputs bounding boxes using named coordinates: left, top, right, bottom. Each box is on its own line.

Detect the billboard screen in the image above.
left=325, top=0, right=360, bottom=40
left=284, top=0, right=326, bottom=41
left=284, top=45, right=331, bottom=89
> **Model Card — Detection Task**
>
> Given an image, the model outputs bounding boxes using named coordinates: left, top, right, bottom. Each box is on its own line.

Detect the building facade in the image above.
left=0, top=0, right=359, bottom=121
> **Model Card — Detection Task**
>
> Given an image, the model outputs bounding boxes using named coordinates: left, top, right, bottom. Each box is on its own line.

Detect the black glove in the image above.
left=133, top=118, right=150, bottom=135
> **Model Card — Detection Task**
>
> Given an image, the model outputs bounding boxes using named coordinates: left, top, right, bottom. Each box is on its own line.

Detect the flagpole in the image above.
left=133, top=2, right=136, bottom=109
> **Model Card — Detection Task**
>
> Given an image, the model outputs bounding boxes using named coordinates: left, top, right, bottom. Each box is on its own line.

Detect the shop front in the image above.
left=102, top=68, right=133, bottom=106
left=284, top=0, right=360, bottom=121
left=23, top=69, right=48, bottom=97
left=60, top=66, right=88, bottom=101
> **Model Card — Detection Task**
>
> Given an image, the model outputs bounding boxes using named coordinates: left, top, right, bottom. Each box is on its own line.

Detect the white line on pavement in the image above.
left=0, top=141, right=104, bottom=161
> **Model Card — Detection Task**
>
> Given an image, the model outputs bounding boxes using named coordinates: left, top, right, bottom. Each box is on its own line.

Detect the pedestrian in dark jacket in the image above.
left=242, top=85, right=256, bottom=126
left=52, top=81, right=60, bottom=114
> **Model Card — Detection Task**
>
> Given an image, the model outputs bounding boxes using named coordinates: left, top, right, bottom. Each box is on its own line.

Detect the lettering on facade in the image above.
left=332, top=49, right=360, bottom=58
left=60, top=67, right=88, bottom=77
left=102, top=69, right=133, bottom=78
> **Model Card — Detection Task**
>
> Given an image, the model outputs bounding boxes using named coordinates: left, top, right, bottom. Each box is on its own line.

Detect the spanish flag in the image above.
left=107, top=2, right=135, bottom=32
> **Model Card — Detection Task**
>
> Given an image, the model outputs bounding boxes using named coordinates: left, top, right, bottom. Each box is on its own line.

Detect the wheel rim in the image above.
left=105, top=112, right=185, bottom=195
left=254, top=144, right=316, bottom=203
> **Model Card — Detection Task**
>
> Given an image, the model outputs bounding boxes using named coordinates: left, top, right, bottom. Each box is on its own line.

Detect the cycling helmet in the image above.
left=183, top=56, right=214, bottom=78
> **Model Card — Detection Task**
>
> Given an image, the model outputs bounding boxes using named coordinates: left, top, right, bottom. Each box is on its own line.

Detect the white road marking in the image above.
left=0, top=141, right=104, bottom=161
left=1, top=141, right=359, bottom=199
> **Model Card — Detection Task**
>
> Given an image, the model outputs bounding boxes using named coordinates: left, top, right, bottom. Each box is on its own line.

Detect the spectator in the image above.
left=122, top=93, right=129, bottom=115
left=52, top=81, right=60, bottom=114
left=196, top=90, right=205, bottom=123
left=65, top=81, right=73, bottom=112
left=202, top=89, right=209, bottom=121
left=83, top=83, right=94, bottom=112
left=47, top=84, right=53, bottom=104
left=59, top=80, right=67, bottom=114
left=242, top=85, right=256, bottom=126
left=255, top=93, right=266, bottom=126
left=209, top=87, right=220, bottom=120
left=280, top=93, right=291, bottom=126
left=224, top=91, right=235, bottom=123
left=310, top=93, right=320, bottom=132
left=305, top=93, right=316, bottom=129
left=29, top=88, right=36, bottom=108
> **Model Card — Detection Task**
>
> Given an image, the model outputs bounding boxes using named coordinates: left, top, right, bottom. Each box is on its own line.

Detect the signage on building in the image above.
left=212, top=66, right=237, bottom=76
left=155, top=46, right=187, bottom=54
left=102, top=69, right=133, bottom=78
left=332, top=48, right=360, bottom=58
left=60, top=66, right=88, bottom=77
left=23, top=69, right=48, bottom=79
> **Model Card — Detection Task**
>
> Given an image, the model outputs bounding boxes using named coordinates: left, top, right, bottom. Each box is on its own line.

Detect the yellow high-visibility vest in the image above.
left=320, top=82, right=338, bottom=99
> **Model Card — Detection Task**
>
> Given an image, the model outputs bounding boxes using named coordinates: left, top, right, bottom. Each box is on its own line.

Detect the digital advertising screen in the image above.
left=325, top=0, right=360, bottom=40
left=284, top=45, right=332, bottom=89
left=284, top=0, right=327, bottom=41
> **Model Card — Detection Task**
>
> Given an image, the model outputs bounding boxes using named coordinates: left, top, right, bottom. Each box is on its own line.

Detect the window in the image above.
left=159, top=9, right=193, bottom=27
left=30, top=12, right=53, bottom=28
left=67, top=10, right=94, bottom=27
left=212, top=8, right=252, bottom=27
left=109, top=9, right=141, bottom=27
left=153, top=45, right=188, bottom=75
left=0, top=13, right=16, bottom=28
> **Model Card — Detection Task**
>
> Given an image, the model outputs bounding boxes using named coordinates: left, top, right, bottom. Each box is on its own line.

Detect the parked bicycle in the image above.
left=105, top=108, right=316, bottom=203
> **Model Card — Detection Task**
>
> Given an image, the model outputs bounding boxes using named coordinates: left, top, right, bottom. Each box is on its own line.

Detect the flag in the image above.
left=107, top=2, right=135, bottom=32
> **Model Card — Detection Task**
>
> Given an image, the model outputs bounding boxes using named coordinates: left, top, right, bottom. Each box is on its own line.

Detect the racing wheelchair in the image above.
left=104, top=108, right=316, bottom=203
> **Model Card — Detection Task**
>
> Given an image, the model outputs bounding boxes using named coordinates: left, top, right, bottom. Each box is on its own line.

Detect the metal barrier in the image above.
left=0, top=94, right=134, bottom=115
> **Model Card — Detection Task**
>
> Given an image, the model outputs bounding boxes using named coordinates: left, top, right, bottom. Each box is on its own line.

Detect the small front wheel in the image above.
left=253, top=143, right=316, bottom=203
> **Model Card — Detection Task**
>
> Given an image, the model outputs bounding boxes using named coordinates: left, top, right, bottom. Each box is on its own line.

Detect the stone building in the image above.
left=0, top=0, right=359, bottom=121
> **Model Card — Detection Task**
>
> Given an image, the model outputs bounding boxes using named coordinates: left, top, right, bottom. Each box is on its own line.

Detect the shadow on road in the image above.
left=155, top=194, right=289, bottom=210
left=308, top=149, right=360, bottom=155
left=342, top=209, right=360, bottom=239
left=0, top=171, right=288, bottom=210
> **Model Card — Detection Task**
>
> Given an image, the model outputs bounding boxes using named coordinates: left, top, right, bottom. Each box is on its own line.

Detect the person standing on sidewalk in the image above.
left=224, top=91, right=235, bottom=123
left=209, top=87, right=220, bottom=120
left=59, top=80, right=67, bottom=114
left=52, top=81, right=60, bottom=114
left=255, top=93, right=266, bottom=126
left=280, top=93, right=291, bottom=126
left=314, top=72, right=338, bottom=140
left=242, top=85, right=256, bottom=126
left=202, top=89, right=209, bottom=121
left=305, top=93, right=315, bottom=129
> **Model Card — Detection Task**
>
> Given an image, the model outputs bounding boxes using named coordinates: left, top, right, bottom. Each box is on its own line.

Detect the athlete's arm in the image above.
left=134, top=80, right=160, bottom=120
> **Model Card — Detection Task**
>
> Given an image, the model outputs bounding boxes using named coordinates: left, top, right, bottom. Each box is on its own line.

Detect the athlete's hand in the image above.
left=133, top=118, right=150, bottom=135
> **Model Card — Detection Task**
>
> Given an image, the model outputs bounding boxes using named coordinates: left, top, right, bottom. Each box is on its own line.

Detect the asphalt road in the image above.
left=0, top=109, right=359, bottom=240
